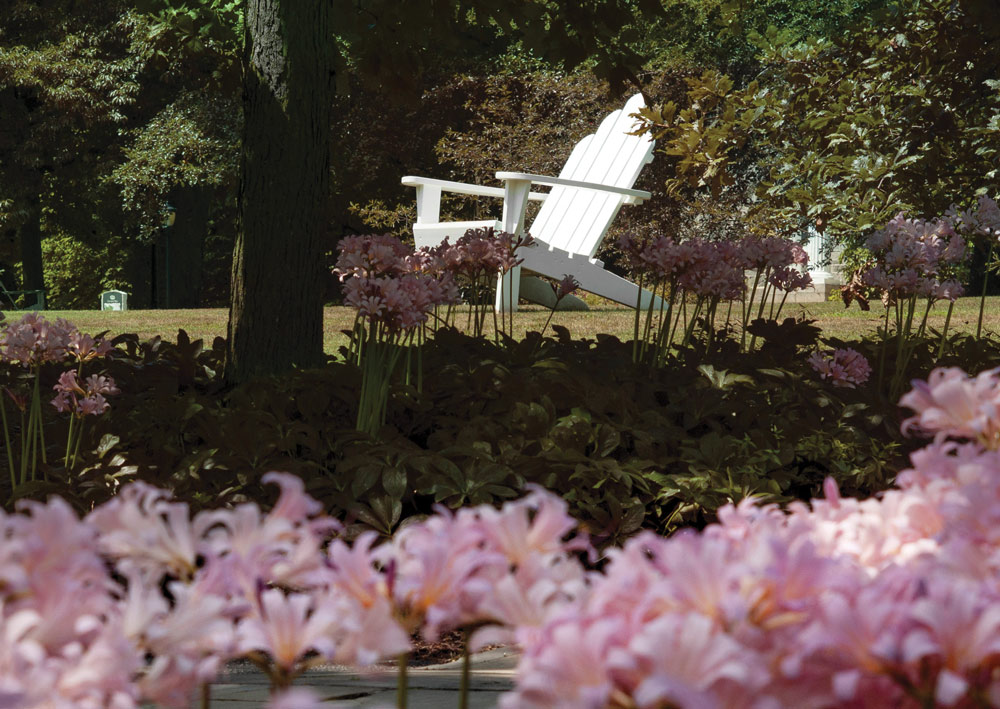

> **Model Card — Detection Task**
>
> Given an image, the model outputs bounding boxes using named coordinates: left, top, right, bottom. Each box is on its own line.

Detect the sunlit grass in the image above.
left=29, top=294, right=1000, bottom=356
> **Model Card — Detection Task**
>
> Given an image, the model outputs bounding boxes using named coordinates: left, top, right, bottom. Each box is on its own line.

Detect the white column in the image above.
left=496, top=179, right=531, bottom=313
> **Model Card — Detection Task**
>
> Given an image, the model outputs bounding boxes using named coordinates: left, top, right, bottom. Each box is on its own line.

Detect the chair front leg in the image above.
left=495, top=178, right=531, bottom=314
left=495, top=264, right=522, bottom=314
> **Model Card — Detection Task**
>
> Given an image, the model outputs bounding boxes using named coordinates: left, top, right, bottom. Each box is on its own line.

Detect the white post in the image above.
left=414, top=185, right=441, bottom=224
left=805, top=228, right=833, bottom=280
left=496, top=179, right=531, bottom=313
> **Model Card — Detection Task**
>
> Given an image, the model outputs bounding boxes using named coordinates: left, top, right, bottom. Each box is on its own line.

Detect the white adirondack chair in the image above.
left=402, top=93, right=661, bottom=312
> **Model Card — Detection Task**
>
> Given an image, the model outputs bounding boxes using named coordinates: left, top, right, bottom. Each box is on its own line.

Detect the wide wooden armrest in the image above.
left=401, top=176, right=548, bottom=202
left=495, top=172, right=651, bottom=204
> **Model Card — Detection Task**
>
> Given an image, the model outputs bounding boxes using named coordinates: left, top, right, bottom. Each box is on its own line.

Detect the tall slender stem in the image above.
left=1, top=397, right=15, bottom=491
left=742, top=269, right=761, bottom=352
left=22, top=405, right=34, bottom=485
left=33, top=372, right=46, bottom=464
left=877, top=304, right=891, bottom=390
left=774, top=290, right=790, bottom=322
left=976, top=241, right=994, bottom=339
left=64, top=414, right=75, bottom=471
left=936, top=300, right=955, bottom=360
left=70, top=418, right=85, bottom=472
left=396, top=652, right=409, bottom=709
left=632, top=273, right=644, bottom=362
left=459, top=633, right=471, bottom=709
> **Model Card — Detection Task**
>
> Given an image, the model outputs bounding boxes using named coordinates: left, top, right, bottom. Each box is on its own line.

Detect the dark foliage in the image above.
left=8, top=322, right=998, bottom=547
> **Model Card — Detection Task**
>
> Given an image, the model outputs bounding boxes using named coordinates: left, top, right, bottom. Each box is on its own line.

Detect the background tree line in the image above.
left=0, top=0, right=995, bottom=377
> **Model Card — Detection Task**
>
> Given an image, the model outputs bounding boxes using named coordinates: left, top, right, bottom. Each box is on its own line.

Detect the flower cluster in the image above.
left=808, top=347, right=872, bottom=388
left=342, top=274, right=459, bottom=333
left=1, top=313, right=118, bottom=482
left=0, top=473, right=590, bottom=707
left=899, top=366, right=1000, bottom=449
left=333, top=234, right=413, bottom=280
left=505, top=365, right=1000, bottom=709
left=738, top=235, right=810, bottom=271
left=0, top=312, right=77, bottom=366
left=52, top=370, right=120, bottom=416
left=620, top=233, right=813, bottom=302
left=620, top=233, right=812, bottom=357
left=0, top=313, right=114, bottom=368
left=424, top=227, right=532, bottom=281
left=860, top=212, right=966, bottom=302
left=334, top=235, right=460, bottom=335
left=0, top=497, right=139, bottom=708
left=947, top=195, right=1000, bottom=238
left=378, top=486, right=590, bottom=649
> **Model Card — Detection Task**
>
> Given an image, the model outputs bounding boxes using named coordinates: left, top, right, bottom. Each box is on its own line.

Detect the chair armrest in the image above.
left=495, top=172, right=651, bottom=204
left=401, top=176, right=548, bottom=202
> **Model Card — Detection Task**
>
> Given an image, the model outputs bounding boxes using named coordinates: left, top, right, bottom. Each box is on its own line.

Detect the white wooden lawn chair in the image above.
left=402, top=93, right=661, bottom=312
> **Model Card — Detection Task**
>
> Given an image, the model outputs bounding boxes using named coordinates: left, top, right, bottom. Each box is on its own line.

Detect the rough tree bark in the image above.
left=226, top=0, right=332, bottom=382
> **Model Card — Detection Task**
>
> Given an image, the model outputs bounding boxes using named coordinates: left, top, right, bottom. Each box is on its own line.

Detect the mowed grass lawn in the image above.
left=35, top=295, right=1000, bottom=357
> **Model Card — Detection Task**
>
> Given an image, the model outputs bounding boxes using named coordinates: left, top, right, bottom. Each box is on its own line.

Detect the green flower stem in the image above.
left=632, top=272, right=644, bottom=362
left=915, top=297, right=932, bottom=340
left=681, top=298, right=703, bottom=348
left=749, top=267, right=773, bottom=352
left=976, top=241, right=994, bottom=340
left=490, top=278, right=499, bottom=345
left=666, top=296, right=684, bottom=354
left=539, top=291, right=563, bottom=341
left=654, top=283, right=677, bottom=365
left=742, top=268, right=763, bottom=352
left=70, top=418, right=85, bottom=473
left=416, top=331, right=424, bottom=395
left=21, top=405, right=34, bottom=486
left=200, top=682, right=211, bottom=709
left=773, top=290, right=790, bottom=323
left=396, top=652, right=409, bottom=709
left=459, top=635, right=471, bottom=709
left=640, top=278, right=660, bottom=361
left=64, top=413, right=75, bottom=471
left=704, top=299, right=718, bottom=350
left=877, top=304, right=891, bottom=390
left=1, top=397, right=15, bottom=491
left=34, top=377, right=46, bottom=465
left=937, top=300, right=955, bottom=359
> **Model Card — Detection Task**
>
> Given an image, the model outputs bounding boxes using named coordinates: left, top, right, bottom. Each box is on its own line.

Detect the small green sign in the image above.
left=100, top=290, right=128, bottom=311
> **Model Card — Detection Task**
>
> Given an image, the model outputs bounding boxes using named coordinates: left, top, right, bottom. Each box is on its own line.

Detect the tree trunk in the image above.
left=19, top=174, right=45, bottom=309
left=226, top=0, right=332, bottom=382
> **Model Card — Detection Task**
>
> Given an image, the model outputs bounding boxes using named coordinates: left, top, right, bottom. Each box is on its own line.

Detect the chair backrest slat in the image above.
left=530, top=94, right=653, bottom=257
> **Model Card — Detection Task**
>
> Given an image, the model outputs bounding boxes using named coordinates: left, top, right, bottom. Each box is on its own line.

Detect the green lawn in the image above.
left=27, top=295, right=1000, bottom=355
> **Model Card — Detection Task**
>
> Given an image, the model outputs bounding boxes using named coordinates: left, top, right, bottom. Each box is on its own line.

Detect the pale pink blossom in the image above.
left=900, top=366, right=1000, bottom=448
left=235, top=590, right=337, bottom=671
left=0, top=313, right=76, bottom=366
left=611, top=612, right=766, bottom=709
left=51, top=370, right=119, bottom=417
left=808, top=348, right=872, bottom=388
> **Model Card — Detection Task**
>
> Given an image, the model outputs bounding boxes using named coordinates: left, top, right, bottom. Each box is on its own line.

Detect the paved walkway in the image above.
left=205, top=648, right=518, bottom=708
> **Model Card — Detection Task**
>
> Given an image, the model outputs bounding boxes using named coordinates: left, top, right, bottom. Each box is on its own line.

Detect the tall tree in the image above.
left=0, top=0, right=143, bottom=305
left=226, top=0, right=333, bottom=379
left=226, top=0, right=662, bottom=382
